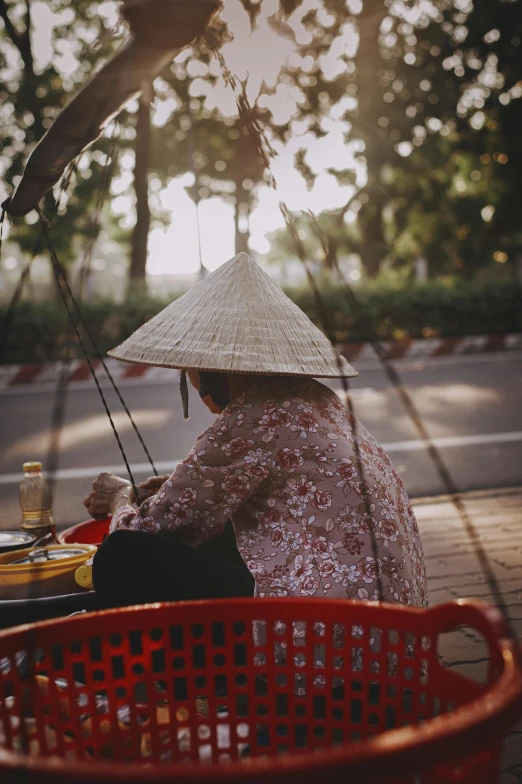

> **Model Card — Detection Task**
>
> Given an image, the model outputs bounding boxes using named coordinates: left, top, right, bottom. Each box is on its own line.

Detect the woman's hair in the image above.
left=198, top=371, right=230, bottom=411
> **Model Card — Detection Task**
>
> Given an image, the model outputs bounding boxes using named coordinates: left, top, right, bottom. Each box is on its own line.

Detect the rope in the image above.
left=209, top=36, right=512, bottom=621
left=76, top=122, right=120, bottom=297
left=0, top=199, right=7, bottom=254
left=280, top=204, right=384, bottom=599
left=34, top=209, right=158, bottom=477
left=187, top=108, right=206, bottom=281
left=207, top=40, right=385, bottom=599
left=0, top=160, right=79, bottom=357
left=45, top=350, right=74, bottom=517
left=44, top=125, right=122, bottom=501
left=302, top=207, right=511, bottom=620
left=327, top=247, right=511, bottom=620
left=37, top=208, right=140, bottom=500
left=301, top=178, right=510, bottom=623
left=2, top=139, right=158, bottom=479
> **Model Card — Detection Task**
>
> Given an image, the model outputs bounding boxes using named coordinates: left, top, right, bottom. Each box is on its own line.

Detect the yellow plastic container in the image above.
left=74, top=562, right=94, bottom=590
left=0, top=544, right=96, bottom=600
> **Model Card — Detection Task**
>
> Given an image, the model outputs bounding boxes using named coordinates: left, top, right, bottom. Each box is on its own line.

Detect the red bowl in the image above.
left=58, top=517, right=111, bottom=548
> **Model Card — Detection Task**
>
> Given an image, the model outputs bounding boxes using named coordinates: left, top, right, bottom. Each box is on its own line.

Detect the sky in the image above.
left=17, top=0, right=365, bottom=275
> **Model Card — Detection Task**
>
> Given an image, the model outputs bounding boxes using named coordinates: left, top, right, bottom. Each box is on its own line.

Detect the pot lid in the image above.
left=0, top=531, right=37, bottom=553
left=9, top=547, right=87, bottom=565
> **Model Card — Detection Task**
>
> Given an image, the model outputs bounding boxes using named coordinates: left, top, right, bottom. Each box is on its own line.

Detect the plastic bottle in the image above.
left=19, top=462, right=56, bottom=540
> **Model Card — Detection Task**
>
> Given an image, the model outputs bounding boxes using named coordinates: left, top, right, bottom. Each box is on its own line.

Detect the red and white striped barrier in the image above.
left=340, top=332, right=522, bottom=361
left=0, top=333, right=521, bottom=391
left=0, top=358, right=178, bottom=390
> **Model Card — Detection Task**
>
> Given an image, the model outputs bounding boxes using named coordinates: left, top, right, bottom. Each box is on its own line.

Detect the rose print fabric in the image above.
left=111, top=377, right=429, bottom=608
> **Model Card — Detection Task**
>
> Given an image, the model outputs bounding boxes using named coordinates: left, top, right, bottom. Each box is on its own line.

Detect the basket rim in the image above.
left=57, top=517, right=111, bottom=545
left=0, top=598, right=520, bottom=782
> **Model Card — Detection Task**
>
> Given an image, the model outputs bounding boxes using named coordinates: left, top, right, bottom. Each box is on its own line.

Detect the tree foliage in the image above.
left=1, top=0, right=521, bottom=282
left=269, top=0, right=522, bottom=278
left=0, top=0, right=126, bottom=264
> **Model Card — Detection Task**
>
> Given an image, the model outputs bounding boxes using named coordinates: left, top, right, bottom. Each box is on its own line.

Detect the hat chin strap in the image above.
left=180, top=370, right=222, bottom=418
left=179, top=369, right=190, bottom=420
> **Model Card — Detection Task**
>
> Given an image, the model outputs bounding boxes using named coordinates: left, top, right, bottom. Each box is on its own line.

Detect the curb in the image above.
left=340, top=332, right=522, bottom=361
left=0, top=359, right=179, bottom=391
left=0, top=333, right=521, bottom=390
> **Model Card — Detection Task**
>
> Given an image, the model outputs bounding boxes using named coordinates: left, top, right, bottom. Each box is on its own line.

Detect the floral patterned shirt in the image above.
left=111, top=378, right=429, bottom=608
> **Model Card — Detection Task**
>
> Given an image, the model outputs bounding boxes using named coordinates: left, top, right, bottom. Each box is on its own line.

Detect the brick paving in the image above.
left=413, top=487, right=522, bottom=782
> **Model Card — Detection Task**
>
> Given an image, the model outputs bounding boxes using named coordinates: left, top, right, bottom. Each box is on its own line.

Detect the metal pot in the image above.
left=0, top=531, right=37, bottom=554
left=0, top=544, right=96, bottom=600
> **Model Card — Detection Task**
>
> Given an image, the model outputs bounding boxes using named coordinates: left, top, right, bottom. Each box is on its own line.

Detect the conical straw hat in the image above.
left=108, top=253, right=358, bottom=378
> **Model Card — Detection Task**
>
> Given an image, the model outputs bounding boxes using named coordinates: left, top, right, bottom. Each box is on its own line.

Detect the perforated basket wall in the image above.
left=0, top=598, right=521, bottom=784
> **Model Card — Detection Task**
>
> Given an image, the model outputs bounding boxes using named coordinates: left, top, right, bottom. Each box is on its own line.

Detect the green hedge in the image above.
left=1, top=280, right=521, bottom=364
left=287, top=279, right=522, bottom=343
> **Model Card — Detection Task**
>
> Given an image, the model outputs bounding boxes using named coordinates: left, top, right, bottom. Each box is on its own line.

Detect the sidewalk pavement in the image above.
left=413, top=487, right=522, bottom=782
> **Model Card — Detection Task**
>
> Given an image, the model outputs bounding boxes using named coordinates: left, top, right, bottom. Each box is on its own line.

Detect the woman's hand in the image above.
left=137, top=474, right=170, bottom=502
left=84, top=473, right=134, bottom=519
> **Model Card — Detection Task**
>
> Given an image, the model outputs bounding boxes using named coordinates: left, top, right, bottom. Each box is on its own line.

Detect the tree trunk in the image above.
left=233, top=116, right=253, bottom=255
left=234, top=201, right=250, bottom=254
left=129, top=91, right=151, bottom=287
left=234, top=178, right=251, bottom=255
left=194, top=196, right=207, bottom=281
left=357, top=195, right=387, bottom=278
left=0, top=2, right=60, bottom=291
left=353, top=0, right=388, bottom=278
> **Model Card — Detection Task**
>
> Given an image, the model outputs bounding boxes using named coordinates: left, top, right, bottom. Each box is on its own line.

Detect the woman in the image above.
left=85, top=253, right=428, bottom=609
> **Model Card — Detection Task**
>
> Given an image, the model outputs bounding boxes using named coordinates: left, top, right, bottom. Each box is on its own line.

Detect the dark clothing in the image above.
left=92, top=522, right=254, bottom=608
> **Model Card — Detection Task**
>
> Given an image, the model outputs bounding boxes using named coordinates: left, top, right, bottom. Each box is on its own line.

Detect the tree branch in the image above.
left=335, top=192, right=362, bottom=228
left=0, top=0, right=34, bottom=73
left=0, top=0, right=20, bottom=48
left=23, top=0, right=33, bottom=67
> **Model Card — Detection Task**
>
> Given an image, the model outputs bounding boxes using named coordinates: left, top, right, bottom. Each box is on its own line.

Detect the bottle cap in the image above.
left=23, top=462, right=42, bottom=473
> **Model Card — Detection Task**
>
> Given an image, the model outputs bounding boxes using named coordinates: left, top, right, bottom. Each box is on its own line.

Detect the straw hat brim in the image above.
left=106, top=354, right=358, bottom=378
left=108, top=253, right=358, bottom=379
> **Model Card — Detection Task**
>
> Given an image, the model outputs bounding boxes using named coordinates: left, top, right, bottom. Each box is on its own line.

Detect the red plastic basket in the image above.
left=0, top=599, right=520, bottom=784
left=58, top=517, right=111, bottom=548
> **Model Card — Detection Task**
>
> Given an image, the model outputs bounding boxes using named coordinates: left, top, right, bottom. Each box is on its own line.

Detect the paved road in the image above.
left=0, top=351, right=520, bottom=528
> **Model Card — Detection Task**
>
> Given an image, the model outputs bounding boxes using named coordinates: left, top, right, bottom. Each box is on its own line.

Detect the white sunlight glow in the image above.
left=146, top=0, right=363, bottom=274
left=148, top=178, right=235, bottom=274
left=25, top=0, right=365, bottom=276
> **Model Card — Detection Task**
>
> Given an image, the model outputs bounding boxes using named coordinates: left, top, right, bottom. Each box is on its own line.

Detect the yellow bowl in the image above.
left=0, top=544, right=97, bottom=600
